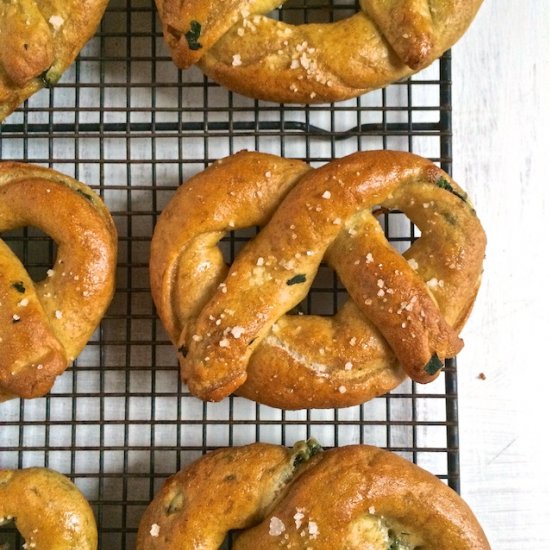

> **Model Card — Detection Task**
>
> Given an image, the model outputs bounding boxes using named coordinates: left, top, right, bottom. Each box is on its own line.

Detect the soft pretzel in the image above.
left=136, top=440, right=490, bottom=549
left=150, top=150, right=486, bottom=409
left=0, top=162, right=117, bottom=401
left=0, top=467, right=97, bottom=549
left=155, top=0, right=483, bottom=104
left=0, top=0, right=109, bottom=122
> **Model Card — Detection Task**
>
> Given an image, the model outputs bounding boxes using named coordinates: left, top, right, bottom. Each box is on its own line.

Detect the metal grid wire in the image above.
left=1, top=0, right=457, bottom=547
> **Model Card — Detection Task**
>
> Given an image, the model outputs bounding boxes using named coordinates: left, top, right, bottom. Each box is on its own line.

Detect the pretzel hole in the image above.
left=219, top=226, right=259, bottom=264
left=277, top=0, right=357, bottom=25
left=379, top=210, right=421, bottom=255
left=1, top=226, right=57, bottom=282
left=0, top=519, right=20, bottom=549
left=218, top=211, right=420, bottom=317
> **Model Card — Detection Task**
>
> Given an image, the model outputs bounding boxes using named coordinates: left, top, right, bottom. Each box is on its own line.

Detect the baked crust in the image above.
left=0, top=0, right=109, bottom=122
left=149, top=150, right=486, bottom=409
left=0, top=162, right=117, bottom=401
left=136, top=441, right=491, bottom=549
left=0, top=467, right=98, bottom=549
left=155, top=0, right=484, bottom=103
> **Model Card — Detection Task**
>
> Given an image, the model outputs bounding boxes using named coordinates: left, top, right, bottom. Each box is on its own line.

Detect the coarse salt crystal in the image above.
left=49, top=15, right=65, bottom=31
left=427, top=278, right=442, bottom=288
left=55, top=310, right=63, bottom=319
left=344, top=361, right=353, bottom=370
left=230, top=326, right=245, bottom=338
left=408, top=258, right=419, bottom=270
left=321, top=191, right=331, bottom=199
left=338, top=386, right=347, bottom=394
left=269, top=517, right=286, bottom=536
left=294, top=510, right=305, bottom=529
left=232, top=54, right=242, bottom=66
left=308, top=521, right=319, bottom=538
left=150, top=524, right=160, bottom=537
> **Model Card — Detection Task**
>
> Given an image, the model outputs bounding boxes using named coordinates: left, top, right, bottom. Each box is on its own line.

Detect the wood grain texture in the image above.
left=453, top=1, right=550, bottom=547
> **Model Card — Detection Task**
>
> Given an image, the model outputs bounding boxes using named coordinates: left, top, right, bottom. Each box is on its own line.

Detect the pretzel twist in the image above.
left=136, top=441, right=490, bottom=549
left=0, top=468, right=97, bottom=549
left=0, top=0, right=109, bottom=122
left=0, top=163, right=117, bottom=401
left=155, top=0, right=483, bottom=103
left=150, top=151, right=486, bottom=409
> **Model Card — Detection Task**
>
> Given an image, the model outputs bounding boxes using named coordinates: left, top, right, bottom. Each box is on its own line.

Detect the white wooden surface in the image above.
left=453, top=1, right=550, bottom=547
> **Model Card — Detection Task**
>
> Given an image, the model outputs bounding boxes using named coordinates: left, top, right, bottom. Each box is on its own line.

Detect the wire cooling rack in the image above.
left=1, top=1, right=458, bottom=548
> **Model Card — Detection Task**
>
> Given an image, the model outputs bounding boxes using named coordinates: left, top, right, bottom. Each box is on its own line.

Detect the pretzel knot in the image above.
left=0, top=163, right=117, bottom=401
left=155, top=0, right=483, bottom=103
left=150, top=151, right=486, bottom=409
left=136, top=440, right=490, bottom=549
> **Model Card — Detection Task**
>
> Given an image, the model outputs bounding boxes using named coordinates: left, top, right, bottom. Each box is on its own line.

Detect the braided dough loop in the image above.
left=0, top=163, right=117, bottom=401
left=150, top=151, right=486, bottom=409
left=0, top=468, right=97, bottom=549
left=136, top=441, right=490, bottom=549
left=155, top=0, right=483, bottom=103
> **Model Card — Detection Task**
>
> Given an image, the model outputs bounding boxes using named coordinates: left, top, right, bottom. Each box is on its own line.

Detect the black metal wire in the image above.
left=0, top=1, right=458, bottom=548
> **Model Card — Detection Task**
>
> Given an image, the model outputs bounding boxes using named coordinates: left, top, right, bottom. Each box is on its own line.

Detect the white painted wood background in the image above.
left=453, top=1, right=550, bottom=547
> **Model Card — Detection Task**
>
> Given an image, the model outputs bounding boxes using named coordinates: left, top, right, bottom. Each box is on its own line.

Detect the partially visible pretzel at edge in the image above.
left=155, top=0, right=483, bottom=104
left=150, top=150, right=486, bottom=409
left=0, top=163, right=117, bottom=402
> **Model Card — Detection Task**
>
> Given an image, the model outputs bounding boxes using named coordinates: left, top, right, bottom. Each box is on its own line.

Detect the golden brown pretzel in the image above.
left=0, top=467, right=98, bottom=549
left=150, top=150, right=486, bottom=409
left=0, top=162, right=117, bottom=402
left=0, top=0, right=109, bottom=122
left=155, top=0, right=483, bottom=104
left=136, top=440, right=490, bottom=549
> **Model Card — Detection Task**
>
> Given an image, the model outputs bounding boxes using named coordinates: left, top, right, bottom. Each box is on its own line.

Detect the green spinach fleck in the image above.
left=424, top=353, right=443, bottom=376
left=292, top=438, right=323, bottom=468
left=286, top=274, right=306, bottom=286
left=185, top=21, right=203, bottom=51
left=12, top=281, right=26, bottom=294
left=436, top=177, right=467, bottom=203
left=441, top=211, right=458, bottom=225
left=39, top=68, right=60, bottom=88
left=177, top=345, right=188, bottom=357
left=75, top=188, right=94, bottom=202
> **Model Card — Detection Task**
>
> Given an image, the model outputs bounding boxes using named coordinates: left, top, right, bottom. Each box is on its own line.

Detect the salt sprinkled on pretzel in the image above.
left=155, top=0, right=484, bottom=103
left=135, top=441, right=490, bottom=549
left=0, top=162, right=117, bottom=401
left=150, top=150, right=486, bottom=409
